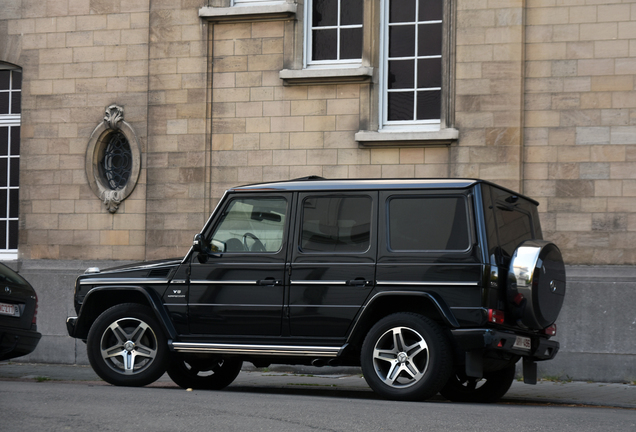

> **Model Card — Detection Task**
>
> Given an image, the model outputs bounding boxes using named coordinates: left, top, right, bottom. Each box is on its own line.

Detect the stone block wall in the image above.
left=524, top=0, right=636, bottom=265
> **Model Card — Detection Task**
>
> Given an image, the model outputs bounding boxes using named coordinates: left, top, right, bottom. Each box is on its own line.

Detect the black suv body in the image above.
left=66, top=178, right=566, bottom=402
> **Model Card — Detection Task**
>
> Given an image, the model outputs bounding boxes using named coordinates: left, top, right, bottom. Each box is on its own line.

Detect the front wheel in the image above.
left=167, top=355, right=242, bottom=390
left=440, top=364, right=516, bottom=403
left=86, top=303, right=169, bottom=387
left=360, top=313, right=453, bottom=401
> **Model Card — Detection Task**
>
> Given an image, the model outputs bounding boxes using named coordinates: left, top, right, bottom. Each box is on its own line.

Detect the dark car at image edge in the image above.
left=0, top=262, right=41, bottom=361
left=66, top=177, right=566, bottom=403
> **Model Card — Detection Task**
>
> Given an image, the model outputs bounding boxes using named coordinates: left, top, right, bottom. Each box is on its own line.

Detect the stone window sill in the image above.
left=355, top=128, right=459, bottom=147
left=199, top=3, right=297, bottom=23
left=280, top=67, right=373, bottom=86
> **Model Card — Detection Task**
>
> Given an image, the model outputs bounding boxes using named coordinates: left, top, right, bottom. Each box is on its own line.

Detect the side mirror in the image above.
left=192, top=233, right=206, bottom=253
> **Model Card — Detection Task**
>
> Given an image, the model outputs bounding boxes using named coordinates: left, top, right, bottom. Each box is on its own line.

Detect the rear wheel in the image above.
left=360, top=312, right=452, bottom=401
left=167, top=355, right=242, bottom=390
left=86, top=303, right=169, bottom=387
left=440, top=364, right=516, bottom=403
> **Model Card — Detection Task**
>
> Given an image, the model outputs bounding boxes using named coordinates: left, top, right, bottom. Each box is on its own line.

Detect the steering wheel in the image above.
left=242, top=232, right=266, bottom=252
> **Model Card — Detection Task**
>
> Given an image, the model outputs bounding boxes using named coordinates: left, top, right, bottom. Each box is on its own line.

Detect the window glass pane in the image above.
left=388, top=59, right=415, bottom=89
left=418, top=0, right=443, bottom=21
left=8, top=220, right=18, bottom=249
left=0, top=160, right=7, bottom=187
left=387, top=92, right=414, bottom=121
left=313, top=0, right=338, bottom=26
left=11, top=92, right=20, bottom=115
left=0, top=93, right=8, bottom=115
left=418, top=22, right=442, bottom=56
left=211, top=197, right=287, bottom=253
left=0, top=221, right=6, bottom=249
left=0, top=127, right=8, bottom=155
left=312, top=29, right=338, bottom=61
left=0, top=71, right=9, bottom=91
left=8, top=189, right=18, bottom=218
left=341, top=0, right=363, bottom=25
left=0, top=190, right=6, bottom=217
left=340, top=28, right=363, bottom=59
left=389, top=25, right=416, bottom=57
left=494, top=205, right=533, bottom=258
left=12, top=71, right=21, bottom=90
left=417, top=57, right=441, bottom=88
left=10, top=127, right=19, bottom=155
left=301, top=196, right=371, bottom=253
left=416, top=90, right=441, bottom=120
left=389, top=196, right=470, bottom=251
left=9, top=158, right=19, bottom=187
left=390, top=0, right=416, bottom=23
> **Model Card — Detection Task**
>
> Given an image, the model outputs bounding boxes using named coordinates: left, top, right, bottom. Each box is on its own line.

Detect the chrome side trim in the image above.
left=189, top=280, right=256, bottom=285
left=189, top=303, right=282, bottom=307
left=376, top=281, right=479, bottom=286
left=79, top=279, right=168, bottom=285
left=171, top=342, right=342, bottom=357
left=290, top=280, right=347, bottom=285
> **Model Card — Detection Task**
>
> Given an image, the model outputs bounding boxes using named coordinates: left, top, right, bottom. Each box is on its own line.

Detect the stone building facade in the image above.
left=1, top=0, right=635, bottom=381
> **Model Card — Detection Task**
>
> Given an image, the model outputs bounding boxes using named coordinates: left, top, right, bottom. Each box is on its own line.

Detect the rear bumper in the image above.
left=0, top=326, right=42, bottom=361
left=451, top=328, right=559, bottom=361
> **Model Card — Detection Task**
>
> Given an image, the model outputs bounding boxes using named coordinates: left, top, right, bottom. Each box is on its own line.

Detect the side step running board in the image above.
left=170, top=341, right=342, bottom=357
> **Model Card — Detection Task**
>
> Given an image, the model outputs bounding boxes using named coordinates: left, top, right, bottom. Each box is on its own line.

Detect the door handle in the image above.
left=257, top=279, right=281, bottom=286
left=346, top=279, right=371, bottom=287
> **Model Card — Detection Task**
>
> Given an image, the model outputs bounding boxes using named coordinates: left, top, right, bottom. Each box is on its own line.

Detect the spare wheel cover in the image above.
left=507, top=240, right=566, bottom=329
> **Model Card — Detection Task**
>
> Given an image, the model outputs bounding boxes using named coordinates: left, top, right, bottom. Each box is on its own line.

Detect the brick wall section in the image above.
left=3, top=0, right=151, bottom=260
left=144, top=2, right=209, bottom=260
left=452, top=0, right=525, bottom=192
left=524, top=0, right=636, bottom=264
left=209, top=20, right=451, bottom=207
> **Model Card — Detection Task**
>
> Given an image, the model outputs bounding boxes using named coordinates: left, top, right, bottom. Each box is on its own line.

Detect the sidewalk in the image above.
left=1, top=362, right=635, bottom=409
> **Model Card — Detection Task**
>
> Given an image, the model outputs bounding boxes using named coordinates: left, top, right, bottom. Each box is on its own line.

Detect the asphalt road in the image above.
left=2, top=379, right=635, bottom=432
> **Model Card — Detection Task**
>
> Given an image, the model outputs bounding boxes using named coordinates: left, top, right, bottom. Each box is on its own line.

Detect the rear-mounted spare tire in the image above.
left=507, top=240, right=566, bottom=330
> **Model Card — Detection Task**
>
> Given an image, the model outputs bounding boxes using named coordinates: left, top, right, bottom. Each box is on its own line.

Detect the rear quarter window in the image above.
left=388, top=196, right=470, bottom=252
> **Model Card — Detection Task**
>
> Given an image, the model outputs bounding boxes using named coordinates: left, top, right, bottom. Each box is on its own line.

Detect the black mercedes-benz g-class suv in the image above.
left=67, top=178, right=565, bottom=402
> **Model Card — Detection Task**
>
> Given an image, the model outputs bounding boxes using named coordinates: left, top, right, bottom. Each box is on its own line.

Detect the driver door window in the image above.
left=210, top=197, right=287, bottom=253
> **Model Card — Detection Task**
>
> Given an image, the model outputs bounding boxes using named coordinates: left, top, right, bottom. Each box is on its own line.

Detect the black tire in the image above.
left=86, top=303, right=169, bottom=387
left=360, top=312, right=453, bottom=401
left=440, top=364, right=516, bottom=403
left=167, top=355, right=242, bottom=390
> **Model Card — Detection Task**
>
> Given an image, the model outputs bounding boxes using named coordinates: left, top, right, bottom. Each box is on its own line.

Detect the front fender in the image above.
left=70, top=286, right=177, bottom=340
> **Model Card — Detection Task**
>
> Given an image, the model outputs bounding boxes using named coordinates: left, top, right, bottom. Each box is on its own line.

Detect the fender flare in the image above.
left=346, top=290, right=460, bottom=344
left=73, top=286, right=177, bottom=340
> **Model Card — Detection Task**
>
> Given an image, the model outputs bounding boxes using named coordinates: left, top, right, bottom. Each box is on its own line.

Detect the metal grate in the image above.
left=101, top=131, right=132, bottom=191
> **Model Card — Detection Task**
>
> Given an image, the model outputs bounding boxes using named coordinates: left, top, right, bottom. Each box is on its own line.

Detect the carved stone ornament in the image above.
left=85, top=105, right=141, bottom=214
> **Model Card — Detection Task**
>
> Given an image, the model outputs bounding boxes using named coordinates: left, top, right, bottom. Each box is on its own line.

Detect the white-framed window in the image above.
left=305, top=0, right=363, bottom=67
left=379, top=0, right=444, bottom=131
left=0, top=67, right=21, bottom=260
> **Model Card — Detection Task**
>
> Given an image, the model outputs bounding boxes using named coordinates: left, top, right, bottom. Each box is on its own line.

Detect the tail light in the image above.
left=542, top=323, right=557, bottom=336
left=32, top=293, right=38, bottom=325
left=488, top=309, right=505, bottom=325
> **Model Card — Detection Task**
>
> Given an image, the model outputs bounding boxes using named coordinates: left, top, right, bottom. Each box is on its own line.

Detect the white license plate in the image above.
left=0, top=302, right=19, bottom=317
left=513, top=336, right=531, bottom=350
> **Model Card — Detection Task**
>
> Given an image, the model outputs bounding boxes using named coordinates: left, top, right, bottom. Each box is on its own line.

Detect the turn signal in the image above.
left=488, top=309, right=505, bottom=324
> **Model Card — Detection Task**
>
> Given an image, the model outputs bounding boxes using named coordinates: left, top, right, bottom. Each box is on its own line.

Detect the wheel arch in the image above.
left=73, top=286, right=177, bottom=340
left=344, top=291, right=459, bottom=359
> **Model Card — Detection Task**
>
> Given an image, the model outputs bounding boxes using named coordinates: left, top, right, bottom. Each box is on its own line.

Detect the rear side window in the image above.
left=388, top=196, right=470, bottom=251
left=301, top=196, right=372, bottom=253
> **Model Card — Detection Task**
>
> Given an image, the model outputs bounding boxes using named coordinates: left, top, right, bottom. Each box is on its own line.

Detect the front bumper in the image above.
left=451, top=328, right=559, bottom=361
left=0, top=326, right=42, bottom=361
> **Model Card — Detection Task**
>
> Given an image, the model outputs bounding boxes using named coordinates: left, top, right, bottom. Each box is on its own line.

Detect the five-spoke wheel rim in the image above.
left=100, top=317, right=158, bottom=375
left=372, top=326, right=429, bottom=389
